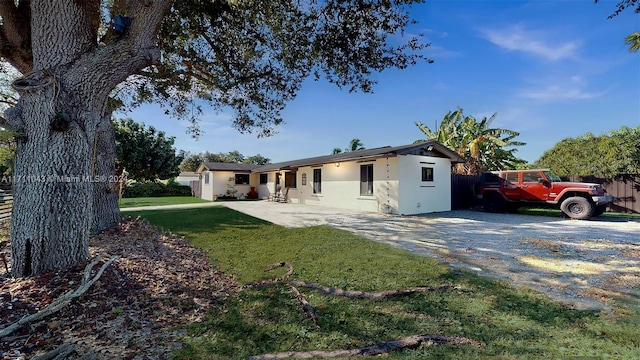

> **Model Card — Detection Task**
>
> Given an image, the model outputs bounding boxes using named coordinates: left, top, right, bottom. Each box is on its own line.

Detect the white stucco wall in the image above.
left=200, top=171, right=214, bottom=200
left=254, top=172, right=276, bottom=199
left=200, top=171, right=254, bottom=200
left=397, top=155, right=452, bottom=215
left=283, top=157, right=400, bottom=213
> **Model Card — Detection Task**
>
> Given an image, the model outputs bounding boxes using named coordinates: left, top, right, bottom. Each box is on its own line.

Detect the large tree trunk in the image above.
left=8, top=73, right=94, bottom=276
left=2, top=1, right=170, bottom=277
left=91, top=112, right=121, bottom=234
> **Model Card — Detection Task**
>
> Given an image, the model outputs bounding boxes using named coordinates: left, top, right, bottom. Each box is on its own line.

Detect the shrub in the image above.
left=123, top=181, right=192, bottom=198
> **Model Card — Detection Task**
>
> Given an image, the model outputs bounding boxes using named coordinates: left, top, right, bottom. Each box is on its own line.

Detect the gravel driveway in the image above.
left=224, top=202, right=640, bottom=310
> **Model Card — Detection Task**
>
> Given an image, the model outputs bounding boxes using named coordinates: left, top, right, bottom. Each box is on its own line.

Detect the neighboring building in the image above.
left=176, top=171, right=200, bottom=185
left=196, top=162, right=260, bottom=201
left=195, top=141, right=464, bottom=215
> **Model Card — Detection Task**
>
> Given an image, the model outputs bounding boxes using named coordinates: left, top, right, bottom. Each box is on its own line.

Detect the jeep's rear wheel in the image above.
left=560, top=196, right=594, bottom=220
left=483, top=193, right=505, bottom=213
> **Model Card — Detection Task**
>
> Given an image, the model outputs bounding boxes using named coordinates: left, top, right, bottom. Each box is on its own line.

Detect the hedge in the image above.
left=122, top=181, right=192, bottom=198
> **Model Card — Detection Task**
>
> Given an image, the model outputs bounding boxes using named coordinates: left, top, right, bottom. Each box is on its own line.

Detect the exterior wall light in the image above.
left=335, top=162, right=340, bottom=167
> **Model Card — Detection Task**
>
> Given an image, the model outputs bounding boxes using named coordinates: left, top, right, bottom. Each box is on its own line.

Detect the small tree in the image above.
left=347, top=138, right=365, bottom=152
left=114, top=118, right=183, bottom=181
left=179, top=153, right=205, bottom=172
left=416, top=109, right=526, bottom=174
left=534, top=126, right=640, bottom=177
left=244, top=154, right=270, bottom=165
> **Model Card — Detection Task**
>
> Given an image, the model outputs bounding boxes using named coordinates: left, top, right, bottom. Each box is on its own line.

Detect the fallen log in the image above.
left=287, top=284, right=320, bottom=329
left=243, top=262, right=294, bottom=289
left=287, top=280, right=457, bottom=300
left=247, top=333, right=482, bottom=359
left=31, top=343, right=74, bottom=360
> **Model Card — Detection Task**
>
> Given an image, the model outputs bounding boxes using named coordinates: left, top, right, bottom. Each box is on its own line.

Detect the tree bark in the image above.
left=4, top=0, right=173, bottom=276
left=91, top=112, right=121, bottom=234
left=7, top=72, right=94, bottom=276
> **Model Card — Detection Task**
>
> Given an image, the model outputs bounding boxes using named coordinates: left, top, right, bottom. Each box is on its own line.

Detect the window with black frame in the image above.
left=313, top=168, right=322, bottom=194
left=421, top=167, right=434, bottom=182
left=235, top=174, right=250, bottom=185
left=360, top=164, right=373, bottom=196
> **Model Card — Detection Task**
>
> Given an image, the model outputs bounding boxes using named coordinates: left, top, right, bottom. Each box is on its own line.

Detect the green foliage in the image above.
left=0, top=129, right=16, bottom=175
left=244, top=154, right=271, bottom=165
left=179, top=153, right=205, bottom=172
left=136, top=0, right=431, bottom=136
left=122, top=181, right=192, bottom=198
left=626, top=31, right=640, bottom=52
left=114, top=118, right=184, bottom=181
left=347, top=138, right=365, bottom=152
left=127, top=207, right=640, bottom=359
left=331, top=138, right=365, bottom=154
left=180, top=151, right=271, bottom=171
left=416, top=109, right=526, bottom=174
left=533, top=126, right=640, bottom=177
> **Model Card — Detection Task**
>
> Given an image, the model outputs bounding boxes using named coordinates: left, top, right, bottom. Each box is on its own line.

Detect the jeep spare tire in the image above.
left=560, top=196, right=594, bottom=220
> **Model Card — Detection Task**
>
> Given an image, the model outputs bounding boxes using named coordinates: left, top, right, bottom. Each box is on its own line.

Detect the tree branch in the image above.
left=287, top=280, right=458, bottom=300
left=248, top=334, right=482, bottom=359
left=0, top=255, right=118, bottom=339
left=94, top=0, right=173, bottom=91
left=0, top=0, right=32, bottom=73
left=31, top=343, right=75, bottom=360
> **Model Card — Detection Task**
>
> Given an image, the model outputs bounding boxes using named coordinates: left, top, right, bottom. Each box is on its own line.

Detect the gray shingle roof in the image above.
left=253, top=140, right=464, bottom=172
left=199, top=162, right=260, bottom=172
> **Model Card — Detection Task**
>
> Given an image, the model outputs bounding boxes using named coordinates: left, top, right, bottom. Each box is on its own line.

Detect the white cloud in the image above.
left=518, top=76, right=604, bottom=101
left=482, top=24, right=579, bottom=61
left=424, top=44, right=460, bottom=58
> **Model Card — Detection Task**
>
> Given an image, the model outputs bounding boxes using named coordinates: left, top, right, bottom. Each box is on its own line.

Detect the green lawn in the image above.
left=118, top=196, right=211, bottom=208
left=129, top=207, right=640, bottom=360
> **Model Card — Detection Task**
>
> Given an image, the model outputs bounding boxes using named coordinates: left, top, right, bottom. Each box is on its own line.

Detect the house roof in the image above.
left=177, top=172, right=199, bottom=177
left=253, top=140, right=465, bottom=172
left=197, top=162, right=261, bottom=173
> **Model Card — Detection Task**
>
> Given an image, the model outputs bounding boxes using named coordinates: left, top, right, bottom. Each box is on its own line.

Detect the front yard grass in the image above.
left=130, top=207, right=640, bottom=359
left=118, top=196, right=211, bottom=208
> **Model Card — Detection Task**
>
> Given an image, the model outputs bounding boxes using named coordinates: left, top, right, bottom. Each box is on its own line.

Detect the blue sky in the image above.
left=120, top=0, right=639, bottom=164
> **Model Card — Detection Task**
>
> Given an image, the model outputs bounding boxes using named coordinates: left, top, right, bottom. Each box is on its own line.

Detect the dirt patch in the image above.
left=0, top=218, right=239, bottom=359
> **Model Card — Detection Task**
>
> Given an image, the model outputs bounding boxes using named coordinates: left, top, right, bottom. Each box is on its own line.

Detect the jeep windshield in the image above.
left=543, top=171, right=562, bottom=182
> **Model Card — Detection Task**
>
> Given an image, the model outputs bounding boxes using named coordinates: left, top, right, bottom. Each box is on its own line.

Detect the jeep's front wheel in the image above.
left=483, top=193, right=505, bottom=213
left=560, top=196, right=594, bottom=220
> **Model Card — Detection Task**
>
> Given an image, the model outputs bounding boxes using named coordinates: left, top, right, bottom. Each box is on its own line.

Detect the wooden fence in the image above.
left=190, top=180, right=202, bottom=199
left=568, top=174, right=639, bottom=213
left=451, top=173, right=640, bottom=213
left=0, top=183, right=12, bottom=222
left=451, top=174, right=481, bottom=210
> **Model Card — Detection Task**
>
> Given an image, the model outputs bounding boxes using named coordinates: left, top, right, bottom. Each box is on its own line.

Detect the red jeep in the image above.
left=475, top=169, right=614, bottom=220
